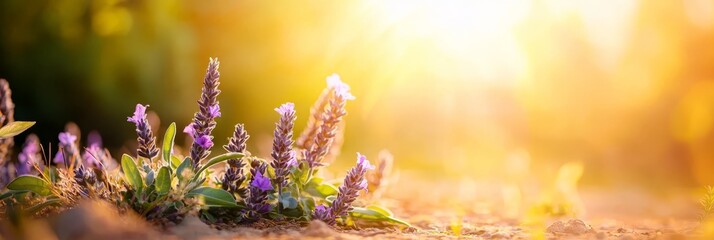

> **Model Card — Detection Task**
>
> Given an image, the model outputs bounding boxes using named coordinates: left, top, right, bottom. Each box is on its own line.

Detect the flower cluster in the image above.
left=127, top=104, right=159, bottom=160
left=0, top=66, right=407, bottom=230
left=186, top=58, right=222, bottom=168
left=313, top=153, right=373, bottom=225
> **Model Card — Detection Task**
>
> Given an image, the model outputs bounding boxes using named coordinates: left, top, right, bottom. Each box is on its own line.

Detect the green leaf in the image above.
left=0, top=121, right=35, bottom=139
left=145, top=169, right=155, bottom=186
left=191, top=152, right=244, bottom=182
left=350, top=207, right=411, bottom=227
left=367, top=205, right=394, bottom=217
left=279, top=192, right=299, bottom=209
left=304, top=177, right=339, bottom=198
left=176, top=157, right=193, bottom=182
left=187, top=187, right=238, bottom=207
left=26, top=197, right=61, bottom=214
left=6, top=175, right=52, bottom=196
left=290, top=163, right=310, bottom=185
left=43, top=166, right=58, bottom=183
left=300, top=197, right=316, bottom=216
left=162, top=122, right=176, bottom=164
left=121, top=154, right=144, bottom=193
left=171, top=156, right=182, bottom=170
left=0, top=190, right=28, bottom=201
left=155, top=167, right=171, bottom=195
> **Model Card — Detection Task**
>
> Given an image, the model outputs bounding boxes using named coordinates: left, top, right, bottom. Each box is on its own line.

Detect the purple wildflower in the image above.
left=0, top=79, right=14, bottom=167
left=270, top=102, right=297, bottom=206
left=222, top=124, right=249, bottom=198
left=127, top=104, right=159, bottom=160
left=245, top=159, right=272, bottom=220
left=313, top=153, right=373, bottom=225
left=53, top=132, right=80, bottom=165
left=312, top=204, right=334, bottom=225
left=17, top=134, right=41, bottom=175
left=304, top=74, right=355, bottom=168
left=251, top=172, right=273, bottom=191
left=195, top=135, right=214, bottom=149
left=188, top=58, right=221, bottom=168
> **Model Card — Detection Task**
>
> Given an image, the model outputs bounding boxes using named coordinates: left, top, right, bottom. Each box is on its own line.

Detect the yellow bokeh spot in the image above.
left=672, top=81, right=714, bottom=142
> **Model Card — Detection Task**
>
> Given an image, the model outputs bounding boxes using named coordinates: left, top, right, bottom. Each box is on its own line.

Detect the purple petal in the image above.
left=53, top=152, right=65, bottom=164
left=183, top=123, right=195, bottom=137
left=209, top=104, right=221, bottom=118
left=287, top=151, right=298, bottom=167
left=58, top=132, right=77, bottom=146
left=128, top=104, right=148, bottom=123
left=196, top=135, right=214, bottom=149
left=251, top=172, right=274, bottom=191
left=356, top=152, right=375, bottom=170
left=274, top=102, right=295, bottom=115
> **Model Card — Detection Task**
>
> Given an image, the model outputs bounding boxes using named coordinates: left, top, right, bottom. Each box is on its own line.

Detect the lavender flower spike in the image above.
left=17, top=134, right=41, bottom=175
left=222, top=124, right=249, bottom=198
left=245, top=159, right=272, bottom=220
left=53, top=132, right=80, bottom=165
left=270, top=103, right=297, bottom=201
left=0, top=79, right=15, bottom=165
left=188, top=57, right=221, bottom=168
left=127, top=104, right=159, bottom=160
left=305, top=74, right=355, bottom=168
left=313, top=153, right=373, bottom=225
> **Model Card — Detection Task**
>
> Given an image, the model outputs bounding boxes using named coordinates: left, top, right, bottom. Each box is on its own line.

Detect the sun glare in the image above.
left=368, top=0, right=530, bottom=86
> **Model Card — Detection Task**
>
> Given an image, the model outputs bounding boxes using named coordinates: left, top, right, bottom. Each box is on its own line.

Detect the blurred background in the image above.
left=1, top=0, right=713, bottom=191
